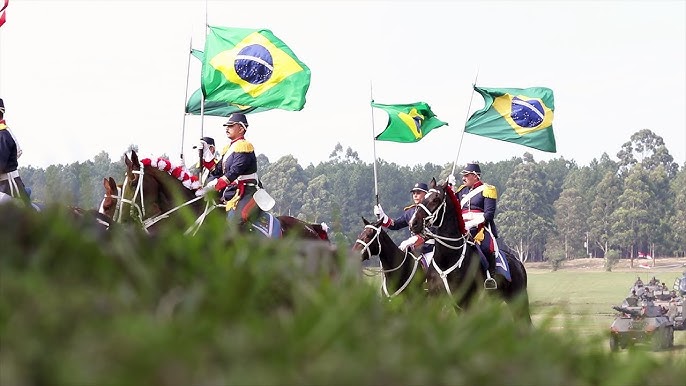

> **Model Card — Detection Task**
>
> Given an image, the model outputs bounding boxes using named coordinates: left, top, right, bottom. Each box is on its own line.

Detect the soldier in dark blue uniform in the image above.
left=196, top=113, right=261, bottom=227
left=374, top=182, right=435, bottom=269
left=0, top=98, right=30, bottom=205
left=453, top=163, right=499, bottom=289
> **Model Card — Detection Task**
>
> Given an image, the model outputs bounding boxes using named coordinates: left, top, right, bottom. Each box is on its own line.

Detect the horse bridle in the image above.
left=116, top=167, right=146, bottom=225
left=354, top=223, right=423, bottom=297
left=414, top=187, right=471, bottom=295
left=99, top=186, right=122, bottom=223
left=115, top=166, right=215, bottom=234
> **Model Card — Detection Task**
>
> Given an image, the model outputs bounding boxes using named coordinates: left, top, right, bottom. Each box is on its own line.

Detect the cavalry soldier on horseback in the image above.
left=452, top=162, right=500, bottom=289
left=192, top=136, right=221, bottom=185
left=374, top=182, right=435, bottom=270
left=0, top=98, right=31, bottom=206
left=195, top=113, right=263, bottom=229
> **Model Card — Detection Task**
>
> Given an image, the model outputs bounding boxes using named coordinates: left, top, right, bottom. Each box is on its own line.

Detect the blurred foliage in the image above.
left=1, top=205, right=685, bottom=385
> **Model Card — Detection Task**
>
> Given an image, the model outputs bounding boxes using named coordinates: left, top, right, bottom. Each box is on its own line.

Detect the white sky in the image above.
left=1, top=0, right=684, bottom=171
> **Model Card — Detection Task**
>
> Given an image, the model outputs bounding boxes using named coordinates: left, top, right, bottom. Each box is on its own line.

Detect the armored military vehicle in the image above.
left=609, top=300, right=674, bottom=351
left=674, top=272, right=686, bottom=296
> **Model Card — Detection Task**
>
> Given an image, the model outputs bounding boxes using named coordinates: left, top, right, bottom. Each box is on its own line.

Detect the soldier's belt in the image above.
left=0, top=170, right=19, bottom=181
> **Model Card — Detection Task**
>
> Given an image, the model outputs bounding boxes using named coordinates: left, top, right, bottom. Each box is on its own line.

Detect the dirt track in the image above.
left=526, top=257, right=686, bottom=273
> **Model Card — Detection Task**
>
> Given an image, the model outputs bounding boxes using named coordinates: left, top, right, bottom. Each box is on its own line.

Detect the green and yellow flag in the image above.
left=186, top=48, right=269, bottom=117
left=185, top=88, right=271, bottom=117
left=465, top=86, right=556, bottom=152
left=201, top=26, right=311, bottom=111
left=372, top=102, right=447, bottom=143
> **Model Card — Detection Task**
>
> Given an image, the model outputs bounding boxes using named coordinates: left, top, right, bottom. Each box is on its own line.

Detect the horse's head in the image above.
left=410, top=177, right=448, bottom=236
left=118, top=150, right=160, bottom=224
left=118, top=150, right=203, bottom=230
left=352, top=216, right=384, bottom=261
left=98, top=177, right=120, bottom=220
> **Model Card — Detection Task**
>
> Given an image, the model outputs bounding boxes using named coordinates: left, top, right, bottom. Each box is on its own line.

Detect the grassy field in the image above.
left=526, top=258, right=686, bottom=354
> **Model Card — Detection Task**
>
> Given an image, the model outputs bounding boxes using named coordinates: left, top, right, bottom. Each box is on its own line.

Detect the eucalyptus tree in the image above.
left=484, top=157, right=523, bottom=199
left=610, top=164, right=653, bottom=267
left=43, top=164, right=73, bottom=205
left=298, top=174, right=337, bottom=226
left=616, top=129, right=679, bottom=178
left=551, top=187, right=586, bottom=260
left=588, top=171, right=622, bottom=258
left=72, top=160, right=96, bottom=208
left=260, top=155, right=309, bottom=217
left=670, top=164, right=686, bottom=257
left=498, top=160, right=554, bottom=262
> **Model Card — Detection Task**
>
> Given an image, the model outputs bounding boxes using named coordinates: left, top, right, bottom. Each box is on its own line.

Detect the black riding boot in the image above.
left=484, top=251, right=497, bottom=290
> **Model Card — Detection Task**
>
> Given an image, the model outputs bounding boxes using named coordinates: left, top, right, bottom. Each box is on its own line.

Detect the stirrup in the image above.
left=484, top=271, right=497, bottom=290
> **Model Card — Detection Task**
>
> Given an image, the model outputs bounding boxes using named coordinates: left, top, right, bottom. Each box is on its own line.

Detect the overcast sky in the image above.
left=1, top=0, right=684, bottom=172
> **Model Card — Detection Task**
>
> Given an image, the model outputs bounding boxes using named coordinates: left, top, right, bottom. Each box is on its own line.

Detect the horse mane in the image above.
left=140, top=158, right=201, bottom=191
left=445, top=184, right=467, bottom=235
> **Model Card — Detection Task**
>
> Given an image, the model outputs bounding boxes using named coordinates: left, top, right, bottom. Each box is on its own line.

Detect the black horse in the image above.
left=352, top=217, right=427, bottom=297
left=409, top=178, right=532, bottom=325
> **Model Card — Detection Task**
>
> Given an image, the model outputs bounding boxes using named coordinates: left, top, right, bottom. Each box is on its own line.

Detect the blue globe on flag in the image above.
left=234, top=44, right=274, bottom=85
left=511, top=97, right=544, bottom=128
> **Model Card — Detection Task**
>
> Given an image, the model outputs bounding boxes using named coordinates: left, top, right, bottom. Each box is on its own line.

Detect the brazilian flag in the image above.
left=201, top=26, right=311, bottom=111
left=465, top=86, right=556, bottom=152
left=186, top=49, right=270, bottom=116
left=185, top=88, right=271, bottom=117
left=372, top=102, right=447, bottom=143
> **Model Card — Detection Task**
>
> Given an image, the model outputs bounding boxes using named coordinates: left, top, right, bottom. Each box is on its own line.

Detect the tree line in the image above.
left=18, top=129, right=685, bottom=264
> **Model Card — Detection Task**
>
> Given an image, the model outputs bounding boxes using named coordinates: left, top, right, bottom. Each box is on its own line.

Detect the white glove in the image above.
left=399, top=234, right=424, bottom=251
left=448, top=174, right=457, bottom=186
left=195, top=178, right=218, bottom=196
left=373, top=204, right=386, bottom=218
left=200, top=140, right=215, bottom=162
left=373, top=204, right=391, bottom=227
left=195, top=186, right=212, bottom=197
left=464, top=219, right=482, bottom=230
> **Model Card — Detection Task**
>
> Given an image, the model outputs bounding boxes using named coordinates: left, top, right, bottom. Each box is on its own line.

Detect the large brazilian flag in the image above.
left=372, top=101, right=448, bottom=143
left=185, top=88, right=271, bottom=117
left=465, top=86, right=556, bottom=152
left=201, top=26, right=311, bottom=111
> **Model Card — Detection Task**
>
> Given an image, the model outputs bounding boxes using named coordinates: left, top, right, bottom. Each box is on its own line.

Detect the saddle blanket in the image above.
left=479, top=250, right=512, bottom=282
left=251, top=212, right=282, bottom=238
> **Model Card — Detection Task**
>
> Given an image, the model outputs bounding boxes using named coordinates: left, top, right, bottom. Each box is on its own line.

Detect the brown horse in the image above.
left=98, top=177, right=119, bottom=220
left=117, top=150, right=329, bottom=241
left=409, top=178, right=532, bottom=325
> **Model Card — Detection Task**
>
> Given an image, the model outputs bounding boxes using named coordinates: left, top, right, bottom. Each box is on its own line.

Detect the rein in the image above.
left=354, top=224, right=423, bottom=298
left=415, top=187, right=472, bottom=295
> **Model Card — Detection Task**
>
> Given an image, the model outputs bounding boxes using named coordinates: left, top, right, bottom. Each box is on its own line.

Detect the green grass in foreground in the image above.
left=0, top=205, right=684, bottom=385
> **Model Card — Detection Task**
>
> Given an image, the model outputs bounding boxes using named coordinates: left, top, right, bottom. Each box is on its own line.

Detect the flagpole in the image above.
left=370, top=80, right=380, bottom=207
left=451, top=68, right=480, bottom=176
left=198, top=0, right=209, bottom=180
left=180, top=37, right=193, bottom=166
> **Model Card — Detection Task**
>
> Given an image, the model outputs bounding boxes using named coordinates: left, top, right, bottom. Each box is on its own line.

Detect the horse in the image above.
left=352, top=217, right=427, bottom=297
left=409, top=177, right=532, bottom=325
left=117, top=150, right=329, bottom=241
left=98, top=177, right=119, bottom=221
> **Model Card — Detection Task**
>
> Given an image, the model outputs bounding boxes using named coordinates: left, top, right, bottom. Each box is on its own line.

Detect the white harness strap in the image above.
left=354, top=224, right=422, bottom=298
left=459, top=184, right=486, bottom=208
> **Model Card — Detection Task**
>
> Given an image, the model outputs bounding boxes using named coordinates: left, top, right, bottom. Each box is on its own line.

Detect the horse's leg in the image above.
left=500, top=259, right=533, bottom=327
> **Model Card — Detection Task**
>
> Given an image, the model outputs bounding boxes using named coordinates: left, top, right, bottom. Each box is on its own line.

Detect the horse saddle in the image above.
left=249, top=211, right=282, bottom=238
